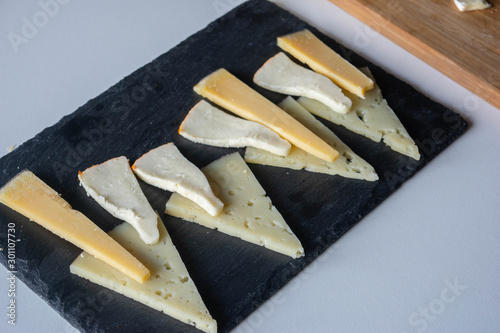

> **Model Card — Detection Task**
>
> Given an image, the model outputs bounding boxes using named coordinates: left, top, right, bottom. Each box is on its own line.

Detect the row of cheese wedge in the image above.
left=183, top=29, right=420, bottom=167
left=0, top=146, right=307, bottom=332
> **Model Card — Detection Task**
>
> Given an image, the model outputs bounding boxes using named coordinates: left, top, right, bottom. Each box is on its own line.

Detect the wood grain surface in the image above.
left=329, top=0, right=499, bottom=111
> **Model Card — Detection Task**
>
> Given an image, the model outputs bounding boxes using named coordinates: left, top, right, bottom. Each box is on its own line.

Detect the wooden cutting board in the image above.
left=329, top=0, right=500, bottom=111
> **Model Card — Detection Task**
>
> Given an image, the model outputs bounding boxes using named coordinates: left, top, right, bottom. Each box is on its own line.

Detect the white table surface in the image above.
left=1, top=1, right=499, bottom=332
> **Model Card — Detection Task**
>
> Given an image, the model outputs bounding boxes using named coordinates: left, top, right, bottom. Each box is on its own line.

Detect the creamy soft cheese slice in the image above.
left=454, top=0, right=491, bottom=11
left=298, top=68, right=420, bottom=160
left=277, top=29, right=374, bottom=99
left=79, top=156, right=160, bottom=245
left=254, top=52, right=352, bottom=114
left=0, top=170, right=150, bottom=284
left=245, top=97, right=378, bottom=181
left=179, top=100, right=291, bottom=156
left=165, top=153, right=304, bottom=258
left=70, top=220, right=217, bottom=333
left=132, top=143, right=224, bottom=217
left=193, top=68, right=339, bottom=163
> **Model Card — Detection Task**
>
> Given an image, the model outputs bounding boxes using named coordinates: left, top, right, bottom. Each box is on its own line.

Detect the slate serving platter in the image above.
left=0, top=1, right=468, bottom=332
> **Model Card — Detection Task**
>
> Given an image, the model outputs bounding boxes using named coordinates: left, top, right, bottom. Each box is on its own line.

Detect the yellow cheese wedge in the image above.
left=193, top=68, right=339, bottom=163
left=71, top=220, right=217, bottom=333
left=0, top=170, right=150, bottom=284
left=277, top=29, right=373, bottom=98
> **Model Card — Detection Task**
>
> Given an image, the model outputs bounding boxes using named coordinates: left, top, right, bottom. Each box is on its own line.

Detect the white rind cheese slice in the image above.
left=132, top=143, right=224, bottom=217
left=165, top=153, right=304, bottom=259
left=245, top=97, right=378, bottom=181
left=298, top=68, right=420, bottom=160
left=79, top=156, right=160, bottom=245
left=454, top=0, right=491, bottom=11
left=179, top=100, right=291, bottom=156
left=70, top=220, right=217, bottom=333
left=253, top=52, right=352, bottom=114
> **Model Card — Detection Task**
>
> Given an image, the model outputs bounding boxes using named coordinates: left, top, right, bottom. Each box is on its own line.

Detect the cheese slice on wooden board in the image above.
left=79, top=156, right=160, bottom=245
left=70, top=220, right=217, bottom=333
left=454, top=0, right=491, bottom=11
left=245, top=97, right=378, bottom=181
left=298, top=68, right=421, bottom=160
left=277, top=29, right=374, bottom=99
left=179, top=100, right=291, bottom=156
left=0, top=170, right=150, bottom=284
left=132, top=143, right=224, bottom=217
left=165, top=152, right=304, bottom=259
left=253, top=52, right=352, bottom=114
left=193, top=68, right=339, bottom=163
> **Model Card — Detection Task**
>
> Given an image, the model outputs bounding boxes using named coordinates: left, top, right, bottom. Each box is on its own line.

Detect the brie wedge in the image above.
left=132, top=143, right=224, bottom=217
left=454, top=0, right=491, bottom=11
left=254, top=52, right=351, bottom=114
left=179, top=100, right=291, bottom=156
left=165, top=152, right=304, bottom=259
left=70, top=220, right=217, bottom=333
left=79, top=156, right=160, bottom=245
left=298, top=68, right=420, bottom=160
left=245, top=97, right=378, bottom=181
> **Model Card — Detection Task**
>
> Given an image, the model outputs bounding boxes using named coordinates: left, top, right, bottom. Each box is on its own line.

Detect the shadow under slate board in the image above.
left=0, top=0, right=467, bottom=332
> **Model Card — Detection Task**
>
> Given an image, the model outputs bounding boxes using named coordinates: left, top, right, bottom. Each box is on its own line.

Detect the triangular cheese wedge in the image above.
left=245, top=97, right=378, bottom=181
left=0, top=170, right=150, bottom=283
left=298, top=68, right=421, bottom=160
left=193, top=68, right=339, bottom=162
left=132, top=143, right=224, bottom=217
left=79, top=156, right=160, bottom=245
left=70, top=220, right=217, bottom=333
left=165, top=153, right=304, bottom=258
left=254, top=52, right=351, bottom=114
left=179, top=100, right=291, bottom=156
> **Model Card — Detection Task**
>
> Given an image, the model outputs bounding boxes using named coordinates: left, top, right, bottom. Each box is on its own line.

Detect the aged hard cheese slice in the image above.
left=454, top=0, right=491, bottom=11
left=277, top=29, right=373, bottom=99
left=254, top=52, right=352, bottom=114
left=70, top=220, right=217, bottom=333
left=245, top=97, right=378, bottom=181
left=193, top=68, right=339, bottom=163
left=132, top=143, right=223, bottom=216
left=0, top=170, right=150, bottom=283
left=298, top=68, right=421, bottom=160
left=179, top=100, right=291, bottom=156
left=165, top=153, right=304, bottom=258
left=79, top=156, right=159, bottom=245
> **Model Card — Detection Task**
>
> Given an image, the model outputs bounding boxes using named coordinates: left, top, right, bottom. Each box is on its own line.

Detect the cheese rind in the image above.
left=277, top=29, right=373, bottom=99
left=254, top=52, right=352, bottom=114
left=132, top=143, right=224, bottom=217
left=245, top=97, right=378, bottom=181
left=179, top=100, right=291, bottom=156
left=165, top=153, right=304, bottom=258
left=298, top=68, right=420, bottom=160
left=454, top=0, right=491, bottom=11
left=79, top=156, right=160, bottom=245
left=70, top=220, right=217, bottom=333
left=193, top=68, right=339, bottom=163
left=0, top=170, right=150, bottom=283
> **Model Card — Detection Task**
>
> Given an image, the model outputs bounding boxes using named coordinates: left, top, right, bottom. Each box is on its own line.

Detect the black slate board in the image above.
left=0, top=1, right=468, bottom=332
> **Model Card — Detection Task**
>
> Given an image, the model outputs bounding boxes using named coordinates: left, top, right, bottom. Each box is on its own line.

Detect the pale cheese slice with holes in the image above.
left=165, top=152, right=304, bottom=258
left=253, top=52, right=352, bottom=114
left=70, top=220, right=217, bottom=333
left=179, top=100, right=291, bottom=156
left=132, top=143, right=224, bottom=217
left=454, top=0, right=491, bottom=11
left=245, top=97, right=378, bottom=181
left=79, top=156, right=160, bottom=245
left=298, top=68, right=420, bottom=160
